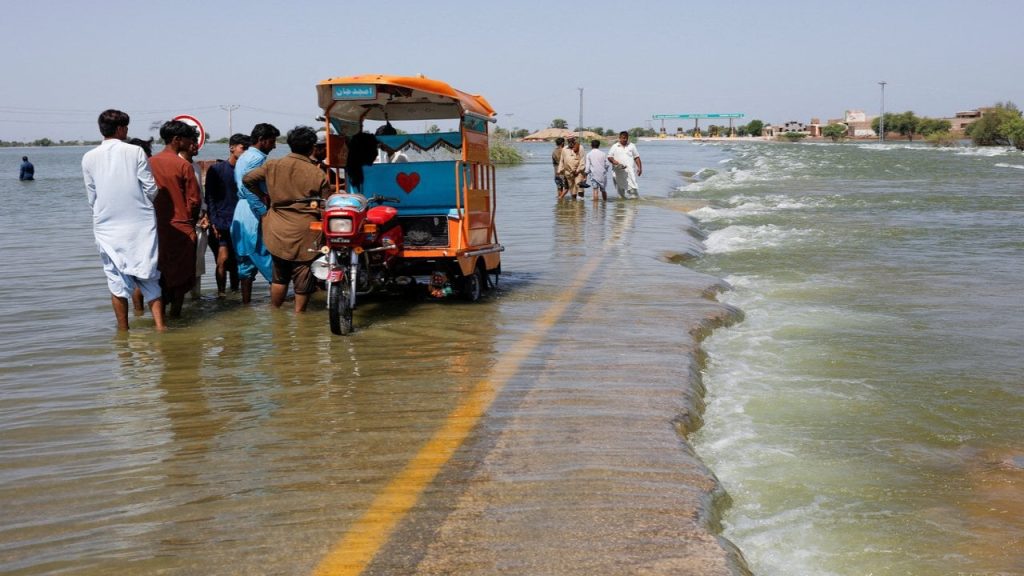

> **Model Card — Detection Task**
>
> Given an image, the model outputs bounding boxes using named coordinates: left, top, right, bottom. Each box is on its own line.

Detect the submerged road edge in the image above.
left=312, top=205, right=750, bottom=575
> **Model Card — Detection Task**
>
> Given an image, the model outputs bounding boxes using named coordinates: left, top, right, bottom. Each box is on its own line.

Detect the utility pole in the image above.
left=577, top=87, right=583, bottom=141
left=505, top=113, right=514, bottom=143
left=878, top=82, right=886, bottom=142
left=220, top=104, right=240, bottom=138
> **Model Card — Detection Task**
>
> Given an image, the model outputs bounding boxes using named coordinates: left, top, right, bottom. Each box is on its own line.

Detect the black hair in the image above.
left=22, top=156, right=28, bottom=161
left=375, top=122, right=398, bottom=136
left=98, top=109, right=130, bottom=138
left=159, top=120, right=198, bottom=145
left=619, top=131, right=629, bottom=138
left=345, top=132, right=379, bottom=189
left=229, top=133, right=251, bottom=147
left=591, top=139, right=600, bottom=148
left=555, top=137, right=565, bottom=146
left=128, top=137, right=154, bottom=157
left=250, top=123, right=280, bottom=143
left=287, top=125, right=317, bottom=155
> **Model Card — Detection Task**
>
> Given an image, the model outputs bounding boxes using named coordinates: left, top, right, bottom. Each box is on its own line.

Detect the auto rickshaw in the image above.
left=314, top=74, right=503, bottom=307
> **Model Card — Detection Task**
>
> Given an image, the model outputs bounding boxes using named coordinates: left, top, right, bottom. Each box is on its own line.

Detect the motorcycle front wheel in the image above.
left=328, top=280, right=353, bottom=335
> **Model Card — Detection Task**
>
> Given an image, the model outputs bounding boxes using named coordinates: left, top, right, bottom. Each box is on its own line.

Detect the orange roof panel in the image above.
left=316, top=74, right=495, bottom=121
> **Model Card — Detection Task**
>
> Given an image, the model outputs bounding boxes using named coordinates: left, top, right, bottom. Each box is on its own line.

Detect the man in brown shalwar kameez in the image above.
left=242, top=125, right=327, bottom=313
left=150, top=120, right=202, bottom=317
left=558, top=135, right=585, bottom=200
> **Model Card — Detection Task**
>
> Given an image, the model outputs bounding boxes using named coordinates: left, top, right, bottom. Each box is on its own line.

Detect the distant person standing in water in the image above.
left=551, top=137, right=565, bottom=198
left=81, top=109, right=166, bottom=331
left=608, top=131, right=642, bottom=199
left=558, top=135, right=585, bottom=200
left=19, top=156, right=34, bottom=180
left=584, top=139, right=609, bottom=201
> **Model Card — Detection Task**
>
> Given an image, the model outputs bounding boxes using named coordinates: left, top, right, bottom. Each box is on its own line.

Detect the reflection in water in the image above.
left=552, top=200, right=587, bottom=260
left=551, top=200, right=641, bottom=262
left=183, top=299, right=503, bottom=572
left=2, top=144, right=730, bottom=574
left=10, top=297, right=508, bottom=574
left=76, top=299, right=500, bottom=574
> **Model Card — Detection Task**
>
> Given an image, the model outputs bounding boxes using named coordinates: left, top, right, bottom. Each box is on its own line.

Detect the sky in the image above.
left=2, top=0, right=1022, bottom=142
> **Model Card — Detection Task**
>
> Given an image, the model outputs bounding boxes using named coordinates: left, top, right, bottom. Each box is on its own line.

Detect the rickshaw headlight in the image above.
left=328, top=217, right=353, bottom=234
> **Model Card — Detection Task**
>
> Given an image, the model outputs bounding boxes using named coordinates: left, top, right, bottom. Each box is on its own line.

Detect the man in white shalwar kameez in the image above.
left=82, top=109, right=166, bottom=331
left=607, top=131, right=643, bottom=199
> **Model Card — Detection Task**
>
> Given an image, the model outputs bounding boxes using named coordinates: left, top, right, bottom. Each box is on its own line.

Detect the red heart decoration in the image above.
left=396, top=172, right=420, bottom=194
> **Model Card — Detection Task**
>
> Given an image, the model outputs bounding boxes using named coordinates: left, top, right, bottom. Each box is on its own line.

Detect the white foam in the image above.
left=678, top=147, right=813, bottom=191
left=995, top=162, right=1024, bottom=170
left=954, top=146, right=1012, bottom=157
left=854, top=143, right=1020, bottom=158
left=856, top=142, right=929, bottom=151
left=689, top=194, right=827, bottom=222
left=705, top=224, right=810, bottom=254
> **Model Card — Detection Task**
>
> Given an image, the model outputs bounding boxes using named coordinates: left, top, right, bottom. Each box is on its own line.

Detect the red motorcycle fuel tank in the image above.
left=367, top=206, right=403, bottom=255
left=366, top=205, right=398, bottom=227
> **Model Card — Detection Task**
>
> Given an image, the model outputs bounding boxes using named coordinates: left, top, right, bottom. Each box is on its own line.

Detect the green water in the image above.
left=684, top=141, right=1024, bottom=575
left=1, top=141, right=1020, bottom=575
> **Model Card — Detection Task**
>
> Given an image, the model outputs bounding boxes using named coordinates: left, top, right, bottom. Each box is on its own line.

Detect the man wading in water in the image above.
left=81, top=109, right=166, bottom=331
left=608, top=131, right=642, bottom=199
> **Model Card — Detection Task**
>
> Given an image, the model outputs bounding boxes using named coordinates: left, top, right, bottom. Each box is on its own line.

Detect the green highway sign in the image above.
left=652, top=113, right=745, bottom=119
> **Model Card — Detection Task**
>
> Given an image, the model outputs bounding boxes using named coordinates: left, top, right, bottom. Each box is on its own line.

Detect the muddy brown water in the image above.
left=0, top=144, right=742, bottom=575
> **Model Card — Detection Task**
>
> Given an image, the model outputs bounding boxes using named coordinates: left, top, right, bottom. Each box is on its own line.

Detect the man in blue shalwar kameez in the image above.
left=82, top=109, right=166, bottom=331
left=230, top=123, right=278, bottom=304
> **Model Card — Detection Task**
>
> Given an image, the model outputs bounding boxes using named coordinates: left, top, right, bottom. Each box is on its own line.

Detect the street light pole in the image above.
left=878, top=81, right=886, bottom=142
left=577, top=87, right=583, bottom=141
left=220, top=104, right=240, bottom=138
left=505, top=113, right=514, bottom=143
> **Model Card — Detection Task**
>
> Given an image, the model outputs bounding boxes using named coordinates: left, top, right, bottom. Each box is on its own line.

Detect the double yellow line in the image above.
left=313, top=205, right=635, bottom=575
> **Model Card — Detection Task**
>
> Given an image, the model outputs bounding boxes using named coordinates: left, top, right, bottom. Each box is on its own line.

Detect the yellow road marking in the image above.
left=313, top=206, right=635, bottom=576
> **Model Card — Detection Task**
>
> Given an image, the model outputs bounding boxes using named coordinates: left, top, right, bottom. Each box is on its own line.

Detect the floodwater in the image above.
left=685, top=141, right=1024, bottom=576
left=0, top=143, right=738, bottom=575
left=2, top=140, right=1022, bottom=575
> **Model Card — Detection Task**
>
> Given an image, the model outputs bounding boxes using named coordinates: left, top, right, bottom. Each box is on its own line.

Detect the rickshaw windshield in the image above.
left=316, top=74, right=495, bottom=183
left=316, top=74, right=495, bottom=132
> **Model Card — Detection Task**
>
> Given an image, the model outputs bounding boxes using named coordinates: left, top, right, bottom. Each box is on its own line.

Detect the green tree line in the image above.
left=1, top=138, right=100, bottom=147
left=870, top=111, right=952, bottom=142
left=965, top=102, right=1024, bottom=150
left=548, top=118, right=769, bottom=139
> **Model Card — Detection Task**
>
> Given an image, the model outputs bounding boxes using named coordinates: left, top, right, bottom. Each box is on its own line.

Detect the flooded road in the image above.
left=0, top=144, right=743, bottom=574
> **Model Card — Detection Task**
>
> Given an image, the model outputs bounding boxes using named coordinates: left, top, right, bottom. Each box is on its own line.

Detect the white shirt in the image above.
left=607, top=142, right=639, bottom=171
left=82, top=139, right=160, bottom=278
left=585, top=148, right=609, bottom=183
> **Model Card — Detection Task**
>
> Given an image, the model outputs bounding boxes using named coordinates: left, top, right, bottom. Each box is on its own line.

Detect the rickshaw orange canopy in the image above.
left=316, top=74, right=496, bottom=122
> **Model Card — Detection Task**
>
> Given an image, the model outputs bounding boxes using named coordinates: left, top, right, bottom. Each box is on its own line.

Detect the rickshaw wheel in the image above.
left=461, top=267, right=484, bottom=302
left=329, top=281, right=353, bottom=335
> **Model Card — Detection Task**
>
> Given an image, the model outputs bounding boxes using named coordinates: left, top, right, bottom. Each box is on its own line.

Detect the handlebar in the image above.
left=274, top=195, right=400, bottom=210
